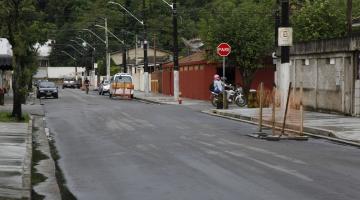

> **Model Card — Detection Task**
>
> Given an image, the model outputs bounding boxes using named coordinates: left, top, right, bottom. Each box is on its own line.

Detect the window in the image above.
left=115, top=76, right=132, bottom=83
left=326, top=58, right=336, bottom=65
left=189, top=66, right=194, bottom=71
left=302, top=59, right=310, bottom=66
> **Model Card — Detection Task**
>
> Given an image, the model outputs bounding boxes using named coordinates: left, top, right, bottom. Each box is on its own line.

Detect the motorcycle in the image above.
left=210, top=84, right=247, bottom=107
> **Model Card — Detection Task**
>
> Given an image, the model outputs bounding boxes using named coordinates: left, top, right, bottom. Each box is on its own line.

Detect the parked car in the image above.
left=98, top=80, right=110, bottom=95
left=37, top=81, right=59, bottom=99
left=62, top=78, right=80, bottom=89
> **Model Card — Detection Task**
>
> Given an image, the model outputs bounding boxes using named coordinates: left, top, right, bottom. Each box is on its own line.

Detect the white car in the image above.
left=98, top=80, right=110, bottom=95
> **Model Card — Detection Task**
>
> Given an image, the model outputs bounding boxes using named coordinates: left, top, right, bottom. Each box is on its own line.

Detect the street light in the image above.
left=108, top=0, right=149, bottom=95
left=108, top=1, right=144, bottom=25
left=70, top=39, right=85, bottom=49
left=61, top=50, right=76, bottom=61
left=61, top=50, right=79, bottom=81
left=94, top=25, right=124, bottom=45
left=66, top=44, right=84, bottom=55
left=94, top=24, right=127, bottom=73
left=82, top=27, right=111, bottom=81
left=161, top=0, right=179, bottom=100
left=76, top=37, right=95, bottom=50
left=82, top=28, right=106, bottom=44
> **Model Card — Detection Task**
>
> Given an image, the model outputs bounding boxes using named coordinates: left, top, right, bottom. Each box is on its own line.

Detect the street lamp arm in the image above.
left=95, top=25, right=125, bottom=45
left=61, top=51, right=76, bottom=61
left=76, top=37, right=96, bottom=50
left=70, top=39, right=86, bottom=49
left=66, top=44, right=84, bottom=55
left=161, top=0, right=173, bottom=9
left=82, top=29, right=106, bottom=44
left=108, top=1, right=144, bottom=25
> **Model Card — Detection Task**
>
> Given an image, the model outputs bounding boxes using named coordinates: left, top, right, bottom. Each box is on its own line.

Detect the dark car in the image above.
left=62, top=78, right=80, bottom=89
left=37, top=81, right=59, bottom=99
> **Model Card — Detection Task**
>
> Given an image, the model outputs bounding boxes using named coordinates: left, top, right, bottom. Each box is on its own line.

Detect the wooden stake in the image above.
left=281, top=82, right=292, bottom=136
left=259, top=82, right=264, bottom=132
left=300, top=82, right=304, bottom=135
left=272, top=86, right=276, bottom=135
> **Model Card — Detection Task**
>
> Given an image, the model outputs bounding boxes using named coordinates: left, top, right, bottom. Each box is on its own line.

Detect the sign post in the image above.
left=217, top=43, right=231, bottom=109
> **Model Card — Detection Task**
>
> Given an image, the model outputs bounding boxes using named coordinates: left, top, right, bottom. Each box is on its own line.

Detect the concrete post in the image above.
left=280, top=62, right=290, bottom=109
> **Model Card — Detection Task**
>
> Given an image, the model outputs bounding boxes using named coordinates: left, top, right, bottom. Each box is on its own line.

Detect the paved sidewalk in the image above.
left=0, top=91, right=59, bottom=199
left=0, top=122, right=31, bottom=199
left=211, top=108, right=360, bottom=144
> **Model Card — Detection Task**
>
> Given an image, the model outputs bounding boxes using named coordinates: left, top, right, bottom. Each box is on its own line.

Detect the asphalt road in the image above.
left=43, top=89, right=360, bottom=200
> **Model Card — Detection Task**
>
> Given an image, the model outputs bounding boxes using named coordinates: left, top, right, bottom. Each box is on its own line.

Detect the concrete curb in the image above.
left=22, top=117, right=33, bottom=199
left=202, top=110, right=360, bottom=148
left=134, top=96, right=165, bottom=105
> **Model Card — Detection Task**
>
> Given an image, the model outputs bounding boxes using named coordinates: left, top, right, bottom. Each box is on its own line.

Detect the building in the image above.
left=111, top=47, right=171, bottom=91
left=161, top=51, right=275, bottom=100
left=0, top=38, right=13, bottom=91
left=34, top=40, right=52, bottom=68
left=275, top=36, right=360, bottom=116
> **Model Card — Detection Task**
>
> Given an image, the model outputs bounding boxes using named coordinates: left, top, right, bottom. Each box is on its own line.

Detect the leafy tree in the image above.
left=0, top=0, right=52, bottom=120
left=199, top=0, right=275, bottom=95
left=291, top=0, right=348, bottom=42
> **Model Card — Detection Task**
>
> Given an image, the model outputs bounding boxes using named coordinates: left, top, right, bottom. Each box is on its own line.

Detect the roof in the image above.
left=163, top=51, right=212, bottom=68
left=179, top=51, right=206, bottom=64
left=111, top=47, right=172, bottom=66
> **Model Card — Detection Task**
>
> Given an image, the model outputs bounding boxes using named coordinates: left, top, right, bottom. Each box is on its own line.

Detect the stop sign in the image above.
left=217, top=43, right=231, bottom=57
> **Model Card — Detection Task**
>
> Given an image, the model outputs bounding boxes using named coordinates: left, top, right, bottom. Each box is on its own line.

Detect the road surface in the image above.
left=43, top=89, right=360, bottom=200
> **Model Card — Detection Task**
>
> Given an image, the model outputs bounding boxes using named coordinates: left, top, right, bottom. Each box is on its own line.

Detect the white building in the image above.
left=111, top=47, right=171, bottom=91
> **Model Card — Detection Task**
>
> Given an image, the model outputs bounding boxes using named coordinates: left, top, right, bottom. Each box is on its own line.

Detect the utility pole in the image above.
left=280, top=0, right=290, bottom=109
left=154, top=34, right=157, bottom=72
left=173, top=0, right=179, bottom=100
left=143, top=0, right=149, bottom=94
left=347, top=0, right=353, bottom=35
left=105, top=18, right=110, bottom=81
left=123, top=13, right=127, bottom=73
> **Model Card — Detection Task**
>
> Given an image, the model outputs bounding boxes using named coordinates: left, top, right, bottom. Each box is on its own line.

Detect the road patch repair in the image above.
left=0, top=121, right=31, bottom=199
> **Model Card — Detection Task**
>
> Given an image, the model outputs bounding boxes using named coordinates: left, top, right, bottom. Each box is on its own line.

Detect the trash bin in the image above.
left=0, top=88, right=4, bottom=106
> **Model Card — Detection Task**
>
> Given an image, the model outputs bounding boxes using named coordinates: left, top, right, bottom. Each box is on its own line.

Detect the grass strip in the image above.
left=0, top=112, right=30, bottom=122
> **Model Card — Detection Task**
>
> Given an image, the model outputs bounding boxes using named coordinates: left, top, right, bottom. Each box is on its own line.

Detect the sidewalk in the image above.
left=0, top=91, right=60, bottom=200
left=210, top=108, right=360, bottom=145
left=0, top=118, right=31, bottom=199
left=133, top=90, right=360, bottom=145
left=133, top=90, right=237, bottom=109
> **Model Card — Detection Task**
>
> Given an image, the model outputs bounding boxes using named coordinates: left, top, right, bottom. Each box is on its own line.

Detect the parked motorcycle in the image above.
left=210, top=84, right=247, bottom=107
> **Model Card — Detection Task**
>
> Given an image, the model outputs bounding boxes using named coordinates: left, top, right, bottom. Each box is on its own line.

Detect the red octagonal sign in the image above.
left=217, top=43, right=231, bottom=57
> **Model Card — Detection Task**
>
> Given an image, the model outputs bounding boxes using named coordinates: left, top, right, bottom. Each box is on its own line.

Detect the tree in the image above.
left=0, top=0, right=52, bottom=120
left=199, top=0, right=275, bottom=95
left=291, top=0, right=347, bottom=42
